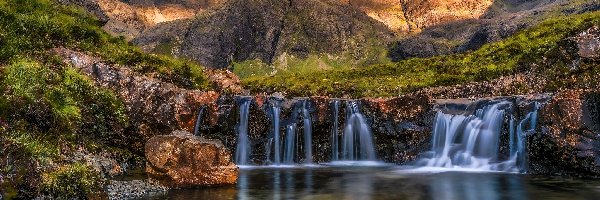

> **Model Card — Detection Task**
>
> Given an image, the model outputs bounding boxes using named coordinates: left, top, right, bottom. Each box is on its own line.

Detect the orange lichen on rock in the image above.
left=145, top=131, right=238, bottom=188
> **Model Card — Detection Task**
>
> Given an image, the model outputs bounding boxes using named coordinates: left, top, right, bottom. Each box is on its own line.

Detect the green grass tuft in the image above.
left=0, top=0, right=210, bottom=89
left=41, top=162, right=103, bottom=199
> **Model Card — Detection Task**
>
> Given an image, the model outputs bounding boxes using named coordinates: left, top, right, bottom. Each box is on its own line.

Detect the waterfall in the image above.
left=193, top=106, right=206, bottom=136
left=235, top=98, right=252, bottom=165
left=284, top=123, right=297, bottom=164
left=267, top=98, right=283, bottom=165
left=509, top=102, right=541, bottom=172
left=417, top=101, right=540, bottom=172
left=301, top=100, right=313, bottom=164
left=331, top=100, right=341, bottom=161
left=341, top=101, right=376, bottom=161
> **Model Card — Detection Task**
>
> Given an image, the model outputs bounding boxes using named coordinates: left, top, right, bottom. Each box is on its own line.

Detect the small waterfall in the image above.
left=331, top=100, right=341, bottom=161
left=509, top=102, right=541, bottom=172
left=235, top=98, right=252, bottom=165
left=417, top=101, right=540, bottom=172
left=193, top=106, right=206, bottom=136
left=341, top=101, right=376, bottom=161
left=267, top=98, right=283, bottom=165
left=301, top=100, right=313, bottom=164
left=283, top=123, right=297, bottom=164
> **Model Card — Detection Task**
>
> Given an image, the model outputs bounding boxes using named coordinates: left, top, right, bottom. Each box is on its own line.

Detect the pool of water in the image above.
left=149, top=166, right=600, bottom=200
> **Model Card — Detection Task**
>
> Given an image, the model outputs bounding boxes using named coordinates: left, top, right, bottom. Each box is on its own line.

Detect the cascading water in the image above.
left=509, top=102, right=541, bottom=172
left=193, top=105, right=206, bottom=136
left=416, top=101, right=540, bottom=172
left=341, top=101, right=376, bottom=161
left=267, top=98, right=283, bottom=165
left=301, top=100, right=313, bottom=164
left=235, top=97, right=252, bottom=165
left=283, top=123, right=297, bottom=164
left=331, top=100, right=341, bottom=161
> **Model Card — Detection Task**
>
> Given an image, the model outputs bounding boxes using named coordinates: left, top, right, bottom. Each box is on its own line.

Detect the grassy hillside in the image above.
left=0, top=0, right=210, bottom=89
left=0, top=0, right=212, bottom=198
left=243, top=11, right=600, bottom=97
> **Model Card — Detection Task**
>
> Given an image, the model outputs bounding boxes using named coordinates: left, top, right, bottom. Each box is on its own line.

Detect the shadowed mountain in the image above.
left=133, top=0, right=395, bottom=68
left=389, top=0, right=600, bottom=61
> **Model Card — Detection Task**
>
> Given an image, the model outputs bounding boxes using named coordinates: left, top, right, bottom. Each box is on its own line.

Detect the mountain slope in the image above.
left=390, top=0, right=600, bottom=60
left=243, top=11, right=600, bottom=97
left=133, top=0, right=395, bottom=69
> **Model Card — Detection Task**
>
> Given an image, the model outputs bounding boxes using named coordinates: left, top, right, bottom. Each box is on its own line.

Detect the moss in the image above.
left=243, top=11, right=600, bottom=97
left=0, top=0, right=210, bottom=90
left=4, top=131, right=59, bottom=164
left=41, top=162, right=103, bottom=199
left=0, top=57, right=130, bottom=197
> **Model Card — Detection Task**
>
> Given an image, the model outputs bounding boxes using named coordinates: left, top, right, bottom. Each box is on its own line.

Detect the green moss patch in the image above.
left=41, top=162, right=103, bottom=199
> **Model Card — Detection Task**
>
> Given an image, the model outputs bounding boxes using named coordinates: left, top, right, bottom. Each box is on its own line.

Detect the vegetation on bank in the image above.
left=0, top=0, right=210, bottom=89
left=233, top=44, right=392, bottom=80
left=0, top=0, right=211, bottom=198
left=243, top=12, right=600, bottom=97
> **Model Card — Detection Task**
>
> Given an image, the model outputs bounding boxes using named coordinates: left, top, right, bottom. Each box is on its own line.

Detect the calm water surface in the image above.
left=150, top=166, right=600, bottom=200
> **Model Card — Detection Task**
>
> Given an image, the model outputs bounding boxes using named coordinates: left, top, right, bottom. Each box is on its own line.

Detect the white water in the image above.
left=415, top=101, right=540, bottom=172
left=235, top=98, right=252, bottom=165
left=302, top=100, right=313, bottom=164
left=331, top=100, right=341, bottom=161
left=283, top=123, right=297, bottom=164
left=272, top=105, right=282, bottom=165
left=341, top=101, right=377, bottom=161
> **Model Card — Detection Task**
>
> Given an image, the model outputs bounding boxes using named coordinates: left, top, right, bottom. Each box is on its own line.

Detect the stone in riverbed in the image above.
left=145, top=131, right=238, bottom=188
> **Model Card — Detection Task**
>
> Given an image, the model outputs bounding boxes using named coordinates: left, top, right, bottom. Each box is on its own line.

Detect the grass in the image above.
left=0, top=0, right=210, bottom=90
left=41, top=162, right=103, bottom=199
left=233, top=45, right=392, bottom=80
left=243, top=11, right=600, bottom=97
left=0, top=0, right=212, bottom=198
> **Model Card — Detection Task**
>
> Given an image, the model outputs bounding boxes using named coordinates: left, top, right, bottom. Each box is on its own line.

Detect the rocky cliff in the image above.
left=66, top=0, right=599, bottom=69
left=134, top=0, right=395, bottom=68
left=390, top=0, right=600, bottom=60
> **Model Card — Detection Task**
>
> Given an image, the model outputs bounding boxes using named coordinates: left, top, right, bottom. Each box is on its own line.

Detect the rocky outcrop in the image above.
left=145, top=131, right=238, bottom=187
left=530, top=90, right=600, bottom=176
left=390, top=0, right=600, bottom=61
left=60, top=0, right=224, bottom=40
left=172, top=0, right=394, bottom=68
left=51, top=48, right=240, bottom=153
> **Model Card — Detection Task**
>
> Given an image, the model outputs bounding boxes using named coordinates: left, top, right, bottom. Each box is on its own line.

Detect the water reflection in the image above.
left=237, top=170, right=249, bottom=200
left=155, top=167, right=600, bottom=200
left=429, top=173, right=503, bottom=200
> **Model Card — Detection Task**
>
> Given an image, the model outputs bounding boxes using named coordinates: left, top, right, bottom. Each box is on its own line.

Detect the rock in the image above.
left=51, top=48, right=230, bottom=154
left=390, top=0, right=598, bottom=61
left=529, top=89, right=600, bottom=176
left=145, top=131, right=238, bottom=188
left=144, top=0, right=394, bottom=68
left=105, top=179, right=168, bottom=200
left=573, top=26, right=600, bottom=59
left=58, top=0, right=109, bottom=23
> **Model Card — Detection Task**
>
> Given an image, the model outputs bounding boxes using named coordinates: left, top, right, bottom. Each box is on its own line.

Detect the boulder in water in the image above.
left=145, top=131, right=238, bottom=188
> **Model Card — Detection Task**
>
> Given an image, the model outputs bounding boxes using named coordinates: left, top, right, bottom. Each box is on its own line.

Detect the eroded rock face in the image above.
left=530, top=90, right=600, bottom=176
left=51, top=48, right=231, bottom=154
left=176, top=0, right=394, bottom=68
left=390, top=0, right=600, bottom=61
left=145, top=131, right=238, bottom=187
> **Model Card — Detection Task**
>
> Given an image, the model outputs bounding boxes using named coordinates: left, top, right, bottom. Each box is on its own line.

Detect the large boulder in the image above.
left=529, top=90, right=600, bottom=176
left=145, top=131, right=238, bottom=188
